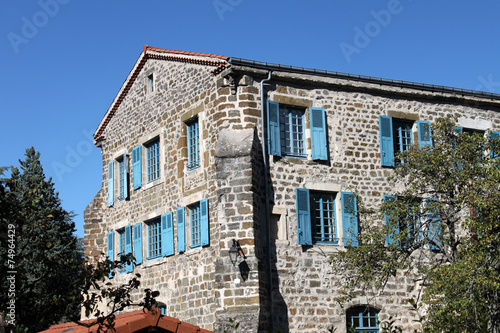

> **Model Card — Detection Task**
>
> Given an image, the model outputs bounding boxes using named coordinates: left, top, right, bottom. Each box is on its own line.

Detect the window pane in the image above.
left=190, top=203, right=201, bottom=248
left=187, top=120, right=199, bottom=170
left=279, top=106, right=305, bottom=157
left=311, top=192, right=337, bottom=244
left=146, top=140, right=160, bottom=183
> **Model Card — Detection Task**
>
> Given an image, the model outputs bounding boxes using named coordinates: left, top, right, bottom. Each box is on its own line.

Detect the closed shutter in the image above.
left=309, top=107, right=328, bottom=160
left=426, top=198, right=441, bottom=250
left=108, top=161, right=114, bottom=206
left=341, top=192, right=358, bottom=247
left=200, top=199, right=209, bottom=246
left=295, top=188, right=312, bottom=245
left=161, top=213, right=174, bottom=257
left=267, top=101, right=281, bottom=156
left=133, top=223, right=143, bottom=265
left=107, top=231, right=114, bottom=278
left=132, top=145, right=142, bottom=190
left=417, top=121, right=432, bottom=148
left=177, top=207, right=185, bottom=253
left=384, top=195, right=398, bottom=246
left=124, top=225, right=133, bottom=272
left=379, top=116, right=394, bottom=167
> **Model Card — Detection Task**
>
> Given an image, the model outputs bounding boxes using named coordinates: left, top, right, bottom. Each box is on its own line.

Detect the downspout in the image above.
left=260, top=71, right=274, bottom=331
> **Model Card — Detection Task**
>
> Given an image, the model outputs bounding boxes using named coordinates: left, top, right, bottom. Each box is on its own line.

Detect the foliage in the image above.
left=331, top=118, right=500, bottom=332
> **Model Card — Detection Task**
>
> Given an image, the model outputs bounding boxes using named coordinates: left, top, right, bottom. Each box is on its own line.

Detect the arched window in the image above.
left=346, top=306, right=379, bottom=332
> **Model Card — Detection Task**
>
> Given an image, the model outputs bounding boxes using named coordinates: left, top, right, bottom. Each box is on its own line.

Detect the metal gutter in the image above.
left=229, top=57, right=500, bottom=100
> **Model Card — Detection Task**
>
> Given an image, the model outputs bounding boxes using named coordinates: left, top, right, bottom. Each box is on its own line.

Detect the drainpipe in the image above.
left=260, top=71, right=274, bottom=331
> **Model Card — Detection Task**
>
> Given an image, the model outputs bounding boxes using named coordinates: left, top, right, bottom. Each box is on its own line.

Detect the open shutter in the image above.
left=177, top=207, right=185, bottom=253
left=124, top=225, right=133, bottom=272
left=490, top=131, right=500, bottom=159
left=161, top=213, right=174, bottom=257
left=107, top=231, right=114, bottom=278
left=341, top=192, right=358, bottom=247
left=309, top=107, right=328, bottom=160
left=132, top=146, right=142, bottom=190
left=123, top=152, right=129, bottom=200
left=426, top=198, right=441, bottom=250
left=379, top=116, right=394, bottom=167
left=267, top=101, right=281, bottom=156
left=295, top=188, right=312, bottom=245
left=384, top=195, right=398, bottom=246
left=133, top=223, right=143, bottom=265
left=108, top=161, right=114, bottom=206
left=200, top=199, right=209, bottom=246
left=417, top=121, right=432, bottom=148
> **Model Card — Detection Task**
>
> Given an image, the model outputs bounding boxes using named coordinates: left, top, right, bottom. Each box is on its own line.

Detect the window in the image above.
left=296, top=189, right=357, bottom=246
left=346, top=306, right=379, bottom=333
left=147, top=218, right=162, bottom=259
left=267, top=101, right=328, bottom=160
left=490, top=131, right=500, bottom=159
left=107, top=231, right=114, bottom=278
left=148, top=74, right=154, bottom=93
left=186, top=119, right=200, bottom=170
left=189, top=199, right=209, bottom=248
left=145, top=139, right=160, bottom=183
left=158, top=304, right=167, bottom=316
left=116, top=226, right=133, bottom=273
left=379, top=116, right=431, bottom=167
left=107, top=151, right=128, bottom=206
left=117, top=156, right=126, bottom=201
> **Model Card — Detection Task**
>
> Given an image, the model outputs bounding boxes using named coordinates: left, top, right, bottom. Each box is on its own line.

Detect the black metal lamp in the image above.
left=228, top=239, right=246, bottom=266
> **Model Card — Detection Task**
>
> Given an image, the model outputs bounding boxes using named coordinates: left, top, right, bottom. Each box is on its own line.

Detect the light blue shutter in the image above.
left=107, top=231, right=114, bottom=278
left=426, top=198, right=441, bottom=250
left=490, top=131, right=500, bottom=159
left=200, top=199, right=209, bottom=246
left=108, top=161, right=114, bottom=206
left=124, top=225, right=133, bottom=272
left=161, top=213, right=174, bottom=257
left=133, top=223, right=143, bottom=265
left=177, top=207, right=185, bottom=253
left=341, top=192, right=358, bottom=247
left=267, top=101, right=281, bottom=156
left=309, top=107, right=328, bottom=160
left=295, top=188, right=312, bottom=245
left=379, top=116, right=394, bottom=167
left=132, top=146, right=142, bottom=190
left=384, top=195, right=398, bottom=246
left=417, top=121, right=432, bottom=148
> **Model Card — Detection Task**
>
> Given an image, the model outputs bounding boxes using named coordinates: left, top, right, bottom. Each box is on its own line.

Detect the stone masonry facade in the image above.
left=84, top=46, right=500, bottom=332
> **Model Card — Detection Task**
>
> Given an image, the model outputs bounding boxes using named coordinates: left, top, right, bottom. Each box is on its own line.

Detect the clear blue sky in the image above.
left=1, top=0, right=500, bottom=238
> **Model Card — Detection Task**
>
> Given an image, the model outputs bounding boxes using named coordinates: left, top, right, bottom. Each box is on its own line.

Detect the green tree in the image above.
left=331, top=118, right=500, bottom=332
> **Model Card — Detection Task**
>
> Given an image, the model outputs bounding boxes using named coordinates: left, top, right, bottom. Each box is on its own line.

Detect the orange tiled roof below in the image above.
left=38, top=307, right=215, bottom=333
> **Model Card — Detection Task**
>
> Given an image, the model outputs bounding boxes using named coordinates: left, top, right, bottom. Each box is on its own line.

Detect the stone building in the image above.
left=83, top=45, right=500, bottom=332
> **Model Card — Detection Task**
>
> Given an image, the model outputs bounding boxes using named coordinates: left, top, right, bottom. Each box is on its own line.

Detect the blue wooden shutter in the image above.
left=123, top=152, right=129, bottom=200
left=132, top=145, right=142, bottom=190
left=124, top=225, right=133, bottom=272
left=295, top=188, right=312, bottom=245
left=490, top=131, right=500, bottom=159
left=309, top=107, right=328, bottom=160
left=161, top=213, right=174, bottom=257
left=107, top=231, right=114, bottom=278
left=379, top=116, right=394, bottom=167
left=267, top=101, right=281, bottom=156
left=200, top=199, right=209, bottom=246
left=108, top=161, right=114, bottom=206
left=177, top=207, right=186, bottom=253
left=133, top=223, right=143, bottom=265
left=341, top=192, right=358, bottom=247
left=426, top=198, right=441, bottom=250
left=417, top=121, right=432, bottom=148
left=384, top=195, right=398, bottom=246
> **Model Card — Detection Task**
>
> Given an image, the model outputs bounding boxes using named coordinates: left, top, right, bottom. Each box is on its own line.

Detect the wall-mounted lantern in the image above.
left=228, top=239, right=246, bottom=266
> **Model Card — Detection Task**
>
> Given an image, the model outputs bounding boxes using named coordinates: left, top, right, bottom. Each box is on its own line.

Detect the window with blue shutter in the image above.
left=190, top=203, right=202, bottom=248
left=108, top=161, right=114, bottom=206
left=379, top=116, right=394, bottom=167
left=341, top=192, right=358, bottom=247
left=490, top=131, right=500, bottom=159
left=310, top=191, right=337, bottom=244
left=267, top=101, right=281, bottom=156
left=132, top=145, right=142, bottom=190
left=107, top=231, right=115, bottom=278
left=280, top=106, right=306, bottom=157
left=117, top=152, right=128, bottom=201
left=186, top=119, right=200, bottom=170
left=161, top=213, right=174, bottom=257
left=124, top=225, right=133, bottom=272
left=133, top=223, right=143, bottom=265
left=177, top=207, right=185, bottom=253
left=295, top=188, right=312, bottom=245
left=147, top=218, right=161, bottom=259
left=417, top=121, right=432, bottom=148
left=347, top=306, right=379, bottom=333
left=426, top=198, right=441, bottom=251
left=145, top=139, right=160, bottom=183
left=200, top=199, right=209, bottom=246
left=309, top=107, right=328, bottom=160
left=384, top=195, right=398, bottom=246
